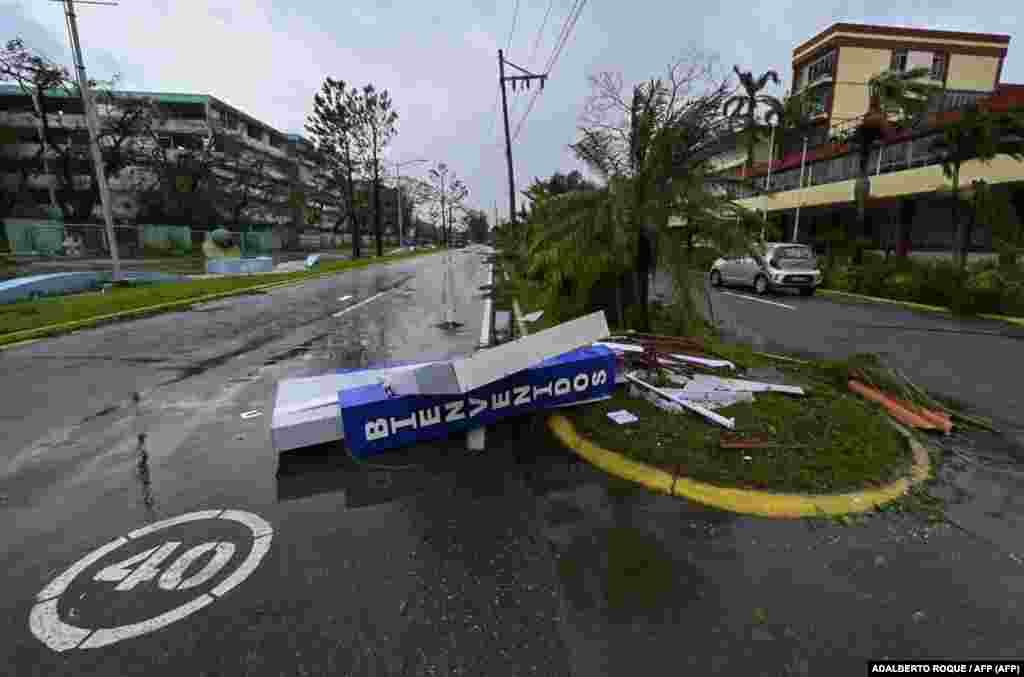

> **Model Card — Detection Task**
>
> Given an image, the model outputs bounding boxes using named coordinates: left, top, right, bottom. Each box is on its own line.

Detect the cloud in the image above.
left=2, top=0, right=1022, bottom=217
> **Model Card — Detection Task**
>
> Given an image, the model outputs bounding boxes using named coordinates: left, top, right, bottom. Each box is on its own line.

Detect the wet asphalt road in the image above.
left=2, top=251, right=1024, bottom=675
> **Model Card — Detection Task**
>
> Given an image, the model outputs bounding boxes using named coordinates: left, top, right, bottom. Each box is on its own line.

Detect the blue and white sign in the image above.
left=339, top=346, right=616, bottom=456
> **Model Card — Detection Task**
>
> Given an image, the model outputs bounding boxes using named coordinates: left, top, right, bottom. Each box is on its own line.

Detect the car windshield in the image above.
left=774, top=246, right=813, bottom=260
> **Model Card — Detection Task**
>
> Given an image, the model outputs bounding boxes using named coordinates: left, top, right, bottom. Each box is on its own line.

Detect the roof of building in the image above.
left=794, top=22, right=1011, bottom=58
left=0, top=82, right=296, bottom=141
left=0, top=82, right=211, bottom=104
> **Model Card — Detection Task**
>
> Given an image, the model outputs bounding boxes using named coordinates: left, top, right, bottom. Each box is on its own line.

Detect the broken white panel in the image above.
left=593, top=341, right=643, bottom=353
left=522, top=310, right=544, bottom=323
left=593, top=342, right=734, bottom=369
left=388, top=311, right=610, bottom=396
left=667, top=354, right=735, bottom=370
left=607, top=409, right=639, bottom=425
left=667, top=373, right=804, bottom=395
left=662, top=388, right=754, bottom=408
left=625, top=372, right=735, bottom=429
left=693, top=374, right=805, bottom=395
left=271, top=362, right=434, bottom=452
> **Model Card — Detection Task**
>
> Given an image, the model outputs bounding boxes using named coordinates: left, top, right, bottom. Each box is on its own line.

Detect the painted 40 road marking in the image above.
left=30, top=509, right=273, bottom=651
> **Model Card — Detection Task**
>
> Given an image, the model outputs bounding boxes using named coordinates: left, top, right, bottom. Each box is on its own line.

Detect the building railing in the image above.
left=730, top=131, right=958, bottom=200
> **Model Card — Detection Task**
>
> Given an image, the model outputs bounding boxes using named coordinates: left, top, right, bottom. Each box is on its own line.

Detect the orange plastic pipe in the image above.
left=848, top=380, right=941, bottom=430
left=891, top=396, right=953, bottom=433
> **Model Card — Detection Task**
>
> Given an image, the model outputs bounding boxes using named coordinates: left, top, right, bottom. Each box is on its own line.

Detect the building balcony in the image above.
left=733, top=146, right=1024, bottom=213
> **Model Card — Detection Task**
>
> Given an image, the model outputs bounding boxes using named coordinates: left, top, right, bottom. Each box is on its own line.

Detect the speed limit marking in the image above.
left=29, top=509, right=273, bottom=651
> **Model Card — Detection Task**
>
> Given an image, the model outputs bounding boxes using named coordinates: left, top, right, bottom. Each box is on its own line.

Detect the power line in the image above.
left=505, top=0, right=521, bottom=52
left=511, top=0, right=587, bottom=141
left=545, top=0, right=586, bottom=74
left=544, top=0, right=583, bottom=73
left=528, top=0, right=556, bottom=67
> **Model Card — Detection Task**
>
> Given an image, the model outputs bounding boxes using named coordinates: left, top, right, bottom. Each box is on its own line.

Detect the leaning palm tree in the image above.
left=723, top=67, right=782, bottom=178
left=850, top=67, right=939, bottom=261
left=930, top=102, right=1024, bottom=269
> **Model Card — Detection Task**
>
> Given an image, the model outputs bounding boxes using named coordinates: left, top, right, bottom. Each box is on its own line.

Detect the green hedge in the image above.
left=823, top=257, right=1024, bottom=316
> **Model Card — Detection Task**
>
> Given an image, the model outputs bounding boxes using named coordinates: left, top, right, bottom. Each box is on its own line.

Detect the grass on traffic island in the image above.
left=0, top=248, right=434, bottom=346
left=563, top=362, right=912, bottom=496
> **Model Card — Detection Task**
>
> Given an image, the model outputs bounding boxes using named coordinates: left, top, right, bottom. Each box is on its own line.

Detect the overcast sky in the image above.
left=3, top=0, right=1022, bottom=220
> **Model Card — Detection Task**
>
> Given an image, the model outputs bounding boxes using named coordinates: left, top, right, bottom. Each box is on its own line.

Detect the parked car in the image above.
left=710, top=242, right=822, bottom=296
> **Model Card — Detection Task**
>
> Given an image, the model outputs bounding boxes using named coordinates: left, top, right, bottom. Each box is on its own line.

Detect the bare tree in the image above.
left=424, top=162, right=468, bottom=247
left=306, top=78, right=366, bottom=258
left=352, top=84, right=398, bottom=257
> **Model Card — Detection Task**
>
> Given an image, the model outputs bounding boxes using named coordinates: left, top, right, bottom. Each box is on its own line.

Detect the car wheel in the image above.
left=800, top=287, right=815, bottom=297
left=710, top=270, right=723, bottom=287
left=754, top=274, right=769, bottom=295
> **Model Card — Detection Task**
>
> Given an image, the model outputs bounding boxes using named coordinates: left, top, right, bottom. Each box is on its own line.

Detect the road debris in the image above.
left=668, top=373, right=806, bottom=396
left=386, top=310, right=610, bottom=396
left=720, top=432, right=777, bottom=449
left=240, top=410, right=263, bottom=420
left=848, top=380, right=947, bottom=432
left=624, top=371, right=735, bottom=429
left=606, top=410, right=639, bottom=425
left=522, top=310, right=544, bottom=323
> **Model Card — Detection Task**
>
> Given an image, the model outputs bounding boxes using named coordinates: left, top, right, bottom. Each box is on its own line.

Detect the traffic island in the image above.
left=547, top=359, right=933, bottom=518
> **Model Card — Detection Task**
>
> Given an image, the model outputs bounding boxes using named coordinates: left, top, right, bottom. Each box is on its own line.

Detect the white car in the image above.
left=710, top=242, right=822, bottom=296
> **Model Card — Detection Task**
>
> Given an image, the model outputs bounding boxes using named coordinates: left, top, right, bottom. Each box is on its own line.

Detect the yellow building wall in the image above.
left=735, top=180, right=856, bottom=212
left=945, top=53, right=1000, bottom=91
left=830, top=47, right=891, bottom=130
left=871, top=154, right=1024, bottom=197
left=795, top=32, right=1008, bottom=64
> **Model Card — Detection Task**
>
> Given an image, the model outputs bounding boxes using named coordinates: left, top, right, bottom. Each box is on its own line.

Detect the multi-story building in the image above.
left=709, top=23, right=1024, bottom=252
left=0, top=83, right=338, bottom=232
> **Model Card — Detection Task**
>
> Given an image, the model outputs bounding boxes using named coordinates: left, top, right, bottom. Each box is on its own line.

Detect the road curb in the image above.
left=546, top=414, right=931, bottom=518
left=0, top=250, right=435, bottom=350
left=818, top=288, right=1024, bottom=327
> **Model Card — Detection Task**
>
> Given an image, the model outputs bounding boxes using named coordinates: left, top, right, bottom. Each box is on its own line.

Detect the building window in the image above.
left=220, top=110, right=240, bottom=131
left=806, top=49, right=836, bottom=85
left=891, top=49, right=908, bottom=72
left=930, top=52, right=947, bottom=81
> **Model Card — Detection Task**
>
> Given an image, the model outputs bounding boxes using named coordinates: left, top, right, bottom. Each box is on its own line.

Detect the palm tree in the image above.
left=850, top=67, right=939, bottom=262
left=930, top=102, right=1024, bottom=269
left=764, top=91, right=818, bottom=164
left=723, top=67, right=782, bottom=178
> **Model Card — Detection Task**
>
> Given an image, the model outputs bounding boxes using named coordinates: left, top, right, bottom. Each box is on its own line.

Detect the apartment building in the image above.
left=711, top=23, right=1024, bottom=251
left=0, top=83, right=336, bottom=230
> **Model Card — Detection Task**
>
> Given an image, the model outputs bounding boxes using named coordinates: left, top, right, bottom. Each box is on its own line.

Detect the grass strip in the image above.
left=0, top=249, right=433, bottom=345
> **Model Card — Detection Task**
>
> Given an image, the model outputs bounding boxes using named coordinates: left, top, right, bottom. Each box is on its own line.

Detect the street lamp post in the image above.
left=392, top=158, right=427, bottom=247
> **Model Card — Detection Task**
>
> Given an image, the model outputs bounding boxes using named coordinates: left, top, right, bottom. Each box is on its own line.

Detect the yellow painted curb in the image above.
left=818, top=288, right=951, bottom=314
left=547, top=414, right=931, bottom=518
left=820, top=289, right=1024, bottom=327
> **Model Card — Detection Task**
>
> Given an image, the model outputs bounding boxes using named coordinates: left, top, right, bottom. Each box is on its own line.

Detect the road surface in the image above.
left=2, top=252, right=1023, bottom=675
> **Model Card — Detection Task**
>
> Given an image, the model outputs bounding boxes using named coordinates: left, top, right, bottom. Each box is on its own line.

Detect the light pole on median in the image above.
left=392, top=158, right=428, bottom=247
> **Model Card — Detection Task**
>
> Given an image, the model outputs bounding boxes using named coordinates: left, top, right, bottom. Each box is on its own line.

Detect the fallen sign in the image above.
left=271, top=360, right=437, bottom=453
left=342, top=346, right=617, bottom=456
left=386, top=311, right=610, bottom=396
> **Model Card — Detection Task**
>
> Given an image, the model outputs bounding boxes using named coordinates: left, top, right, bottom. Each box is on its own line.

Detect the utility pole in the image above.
left=61, top=0, right=121, bottom=280
left=498, top=50, right=546, bottom=228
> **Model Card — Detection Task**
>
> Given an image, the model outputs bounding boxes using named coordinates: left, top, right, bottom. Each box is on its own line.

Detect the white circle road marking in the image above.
left=29, top=509, right=273, bottom=652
